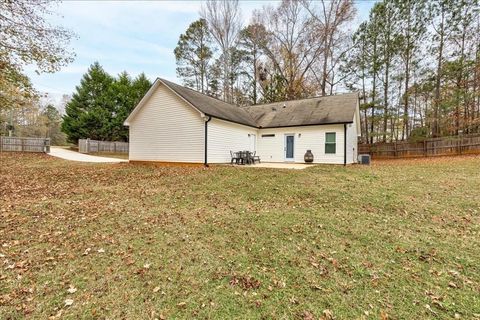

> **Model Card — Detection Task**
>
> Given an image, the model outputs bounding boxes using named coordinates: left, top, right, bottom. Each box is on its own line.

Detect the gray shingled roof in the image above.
left=160, top=78, right=358, bottom=128
left=160, top=79, right=257, bottom=127
left=243, top=93, right=359, bottom=128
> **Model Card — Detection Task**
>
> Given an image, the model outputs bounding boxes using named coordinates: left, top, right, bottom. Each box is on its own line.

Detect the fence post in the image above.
left=0, top=136, right=2, bottom=152
left=394, top=142, right=397, bottom=158
left=45, top=138, right=51, bottom=153
left=86, top=138, right=90, bottom=153
left=21, top=137, right=25, bottom=152
left=423, top=140, right=427, bottom=157
left=458, top=135, right=462, bottom=155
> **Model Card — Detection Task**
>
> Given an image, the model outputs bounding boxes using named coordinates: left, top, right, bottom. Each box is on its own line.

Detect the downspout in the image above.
left=204, top=116, right=212, bottom=167
left=344, top=124, right=347, bottom=166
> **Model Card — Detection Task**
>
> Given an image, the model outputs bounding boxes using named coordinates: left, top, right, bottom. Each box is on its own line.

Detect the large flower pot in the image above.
left=304, top=150, right=314, bottom=163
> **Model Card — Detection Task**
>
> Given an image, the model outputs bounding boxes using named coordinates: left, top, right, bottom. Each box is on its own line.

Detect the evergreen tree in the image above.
left=62, top=63, right=152, bottom=143
left=62, top=62, right=115, bottom=143
left=111, top=72, right=152, bottom=141
left=109, top=71, right=133, bottom=141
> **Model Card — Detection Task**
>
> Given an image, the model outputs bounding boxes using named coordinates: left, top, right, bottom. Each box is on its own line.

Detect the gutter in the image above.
left=344, top=124, right=347, bottom=166
left=204, top=116, right=212, bottom=167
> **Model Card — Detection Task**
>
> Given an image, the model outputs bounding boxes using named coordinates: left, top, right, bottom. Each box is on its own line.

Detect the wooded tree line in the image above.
left=175, top=0, right=480, bottom=142
left=2, top=0, right=479, bottom=144
left=0, top=101, right=68, bottom=145
left=346, top=0, right=480, bottom=142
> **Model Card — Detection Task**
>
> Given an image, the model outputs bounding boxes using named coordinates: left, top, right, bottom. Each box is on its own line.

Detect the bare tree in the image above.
left=255, top=0, right=324, bottom=100
left=201, top=0, right=242, bottom=103
left=303, top=0, right=356, bottom=96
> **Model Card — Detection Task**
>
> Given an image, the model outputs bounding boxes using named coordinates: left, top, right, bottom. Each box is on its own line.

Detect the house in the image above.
left=124, top=78, right=361, bottom=165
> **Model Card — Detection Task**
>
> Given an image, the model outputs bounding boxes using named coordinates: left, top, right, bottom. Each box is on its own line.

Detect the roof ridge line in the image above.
left=245, top=92, right=359, bottom=108
left=159, top=77, right=239, bottom=107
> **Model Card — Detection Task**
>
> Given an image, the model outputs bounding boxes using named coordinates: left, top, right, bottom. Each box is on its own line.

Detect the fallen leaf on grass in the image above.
left=380, top=310, right=389, bottom=320
left=322, top=309, right=334, bottom=320
left=66, top=286, right=77, bottom=294
left=153, top=286, right=160, bottom=293
left=425, top=304, right=438, bottom=316
left=302, top=310, right=314, bottom=320
left=229, top=275, right=261, bottom=290
left=64, top=299, right=74, bottom=307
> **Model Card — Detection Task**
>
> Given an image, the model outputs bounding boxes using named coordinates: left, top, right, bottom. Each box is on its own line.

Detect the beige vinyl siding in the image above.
left=207, top=118, right=258, bottom=163
left=128, top=83, right=204, bottom=162
left=257, top=125, right=346, bottom=164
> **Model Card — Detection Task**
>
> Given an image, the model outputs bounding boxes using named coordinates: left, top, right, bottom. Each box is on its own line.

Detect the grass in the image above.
left=0, top=153, right=479, bottom=319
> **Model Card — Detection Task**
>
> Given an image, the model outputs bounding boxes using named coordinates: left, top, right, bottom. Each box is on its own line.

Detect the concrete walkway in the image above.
left=49, top=147, right=127, bottom=163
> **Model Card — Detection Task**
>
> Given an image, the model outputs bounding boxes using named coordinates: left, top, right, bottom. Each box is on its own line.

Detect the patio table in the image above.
left=237, top=151, right=253, bottom=165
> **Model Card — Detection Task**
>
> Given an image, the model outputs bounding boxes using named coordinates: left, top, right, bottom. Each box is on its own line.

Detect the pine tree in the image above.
left=174, top=19, right=213, bottom=93
left=394, top=0, right=427, bottom=139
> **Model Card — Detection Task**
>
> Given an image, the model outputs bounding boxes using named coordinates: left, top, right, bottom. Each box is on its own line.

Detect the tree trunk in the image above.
left=361, top=62, right=368, bottom=143
left=402, top=5, right=412, bottom=140
left=370, top=36, right=378, bottom=144
left=433, top=8, right=445, bottom=138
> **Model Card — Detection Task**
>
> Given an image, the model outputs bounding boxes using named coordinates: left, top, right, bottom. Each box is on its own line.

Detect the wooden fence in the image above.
left=358, top=134, right=480, bottom=159
left=78, top=139, right=129, bottom=154
left=0, top=136, right=51, bottom=153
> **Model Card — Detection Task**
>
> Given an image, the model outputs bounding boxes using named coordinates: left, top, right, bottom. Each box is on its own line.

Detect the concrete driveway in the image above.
left=49, top=147, right=127, bottom=163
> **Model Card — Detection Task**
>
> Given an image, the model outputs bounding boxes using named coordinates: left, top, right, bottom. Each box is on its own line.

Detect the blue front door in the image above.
left=285, top=134, right=294, bottom=160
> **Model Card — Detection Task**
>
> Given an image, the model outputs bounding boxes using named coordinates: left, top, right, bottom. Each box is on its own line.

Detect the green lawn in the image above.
left=1, top=153, right=479, bottom=319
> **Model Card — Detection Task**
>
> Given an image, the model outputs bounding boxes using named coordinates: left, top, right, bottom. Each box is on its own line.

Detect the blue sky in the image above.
left=26, top=0, right=376, bottom=104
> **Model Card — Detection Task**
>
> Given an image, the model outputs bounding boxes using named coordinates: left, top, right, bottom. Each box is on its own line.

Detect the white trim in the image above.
left=355, top=94, right=361, bottom=136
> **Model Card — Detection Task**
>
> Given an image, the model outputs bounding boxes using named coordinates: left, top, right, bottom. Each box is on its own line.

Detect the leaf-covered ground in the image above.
left=1, top=153, right=479, bottom=319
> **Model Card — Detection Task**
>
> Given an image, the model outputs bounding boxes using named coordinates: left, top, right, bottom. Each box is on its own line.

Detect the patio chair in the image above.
left=251, top=151, right=261, bottom=164
left=245, top=151, right=253, bottom=165
left=238, top=151, right=246, bottom=165
left=230, top=151, right=240, bottom=164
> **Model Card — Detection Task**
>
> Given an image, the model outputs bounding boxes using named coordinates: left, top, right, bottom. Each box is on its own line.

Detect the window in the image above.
left=261, top=134, right=275, bottom=138
left=325, top=132, right=336, bottom=154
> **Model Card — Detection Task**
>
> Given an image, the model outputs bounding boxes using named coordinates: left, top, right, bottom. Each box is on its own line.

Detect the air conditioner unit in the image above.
left=358, top=154, right=371, bottom=165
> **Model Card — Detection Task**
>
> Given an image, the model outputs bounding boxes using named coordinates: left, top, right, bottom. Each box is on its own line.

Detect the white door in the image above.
left=249, top=134, right=256, bottom=152
left=284, top=134, right=295, bottom=161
